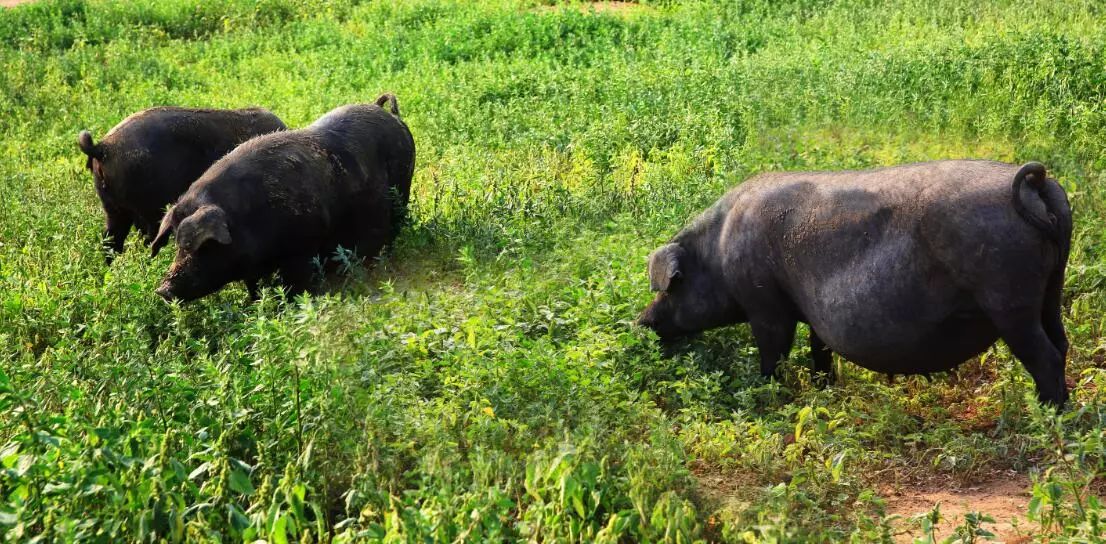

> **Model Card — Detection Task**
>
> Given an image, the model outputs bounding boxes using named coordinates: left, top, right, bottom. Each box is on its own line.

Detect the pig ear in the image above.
left=150, top=208, right=175, bottom=257
left=648, top=243, right=685, bottom=292
left=175, top=205, right=231, bottom=253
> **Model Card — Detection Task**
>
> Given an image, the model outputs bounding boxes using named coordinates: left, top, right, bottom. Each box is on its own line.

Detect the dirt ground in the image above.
left=1, top=0, right=37, bottom=7
left=691, top=460, right=1036, bottom=542
left=884, top=471, right=1035, bottom=543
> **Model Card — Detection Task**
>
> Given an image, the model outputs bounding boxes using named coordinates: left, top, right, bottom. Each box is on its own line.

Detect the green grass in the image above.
left=2, top=0, right=1106, bottom=541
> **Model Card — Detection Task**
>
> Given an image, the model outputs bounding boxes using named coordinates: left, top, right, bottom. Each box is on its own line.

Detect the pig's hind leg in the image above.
left=984, top=306, right=1068, bottom=407
left=1041, top=272, right=1069, bottom=359
left=350, top=217, right=390, bottom=265
left=974, top=258, right=1068, bottom=407
left=809, top=328, right=835, bottom=387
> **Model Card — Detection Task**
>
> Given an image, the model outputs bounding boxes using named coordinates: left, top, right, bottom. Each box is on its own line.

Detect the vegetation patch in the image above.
left=2, top=0, right=1106, bottom=541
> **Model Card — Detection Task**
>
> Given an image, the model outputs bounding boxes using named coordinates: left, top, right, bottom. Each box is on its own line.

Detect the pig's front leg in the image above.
left=277, top=257, right=315, bottom=300
left=750, top=319, right=796, bottom=378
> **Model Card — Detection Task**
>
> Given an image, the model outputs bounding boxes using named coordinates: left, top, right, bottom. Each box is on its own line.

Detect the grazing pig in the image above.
left=149, top=94, right=416, bottom=302
left=78, top=107, right=286, bottom=262
left=637, top=160, right=1072, bottom=406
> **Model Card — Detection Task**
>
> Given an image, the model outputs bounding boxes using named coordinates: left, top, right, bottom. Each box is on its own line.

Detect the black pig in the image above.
left=78, top=107, right=286, bottom=262
left=638, top=160, right=1072, bottom=406
left=150, top=94, right=415, bottom=302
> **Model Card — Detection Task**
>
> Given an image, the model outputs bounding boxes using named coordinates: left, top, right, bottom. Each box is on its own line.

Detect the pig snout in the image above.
left=637, top=299, right=693, bottom=343
left=636, top=302, right=667, bottom=336
left=155, top=283, right=176, bottom=302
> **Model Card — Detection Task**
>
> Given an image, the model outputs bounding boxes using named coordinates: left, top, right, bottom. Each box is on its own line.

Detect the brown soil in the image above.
left=689, top=460, right=759, bottom=506
left=883, top=471, right=1036, bottom=543
left=688, top=461, right=762, bottom=540
left=0, top=0, right=37, bottom=7
left=692, top=461, right=1038, bottom=542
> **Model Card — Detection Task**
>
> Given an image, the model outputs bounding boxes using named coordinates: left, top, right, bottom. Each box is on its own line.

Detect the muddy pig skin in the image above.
left=150, top=94, right=415, bottom=303
left=638, top=160, right=1072, bottom=406
left=78, top=107, right=286, bottom=262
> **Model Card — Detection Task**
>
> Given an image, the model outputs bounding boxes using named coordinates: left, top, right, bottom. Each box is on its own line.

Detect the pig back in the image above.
left=310, top=104, right=415, bottom=197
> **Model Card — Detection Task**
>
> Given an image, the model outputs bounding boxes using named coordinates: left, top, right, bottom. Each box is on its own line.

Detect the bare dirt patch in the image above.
left=884, top=471, right=1035, bottom=543
left=689, top=460, right=759, bottom=507
left=1, top=0, right=38, bottom=8
left=688, top=461, right=764, bottom=541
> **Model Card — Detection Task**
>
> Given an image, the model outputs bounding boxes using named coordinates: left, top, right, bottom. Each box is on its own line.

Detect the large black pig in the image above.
left=78, top=107, right=286, bottom=262
left=637, top=160, right=1072, bottom=406
left=150, top=94, right=415, bottom=302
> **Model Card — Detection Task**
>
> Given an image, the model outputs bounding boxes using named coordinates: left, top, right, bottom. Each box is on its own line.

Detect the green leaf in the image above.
left=14, top=455, right=34, bottom=477
left=1027, top=496, right=1042, bottom=518
left=271, top=514, right=289, bottom=544
left=572, top=493, right=587, bottom=519
left=227, top=504, right=250, bottom=532
left=795, top=406, right=812, bottom=441
left=188, top=462, right=211, bottom=481
left=829, top=451, right=847, bottom=482
left=229, top=469, right=255, bottom=496
left=43, top=482, right=73, bottom=495
left=0, top=443, right=19, bottom=468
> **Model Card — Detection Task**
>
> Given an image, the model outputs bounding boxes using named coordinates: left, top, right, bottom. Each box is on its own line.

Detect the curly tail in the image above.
left=1011, top=162, right=1072, bottom=261
left=374, top=93, right=400, bottom=117
left=77, top=130, right=103, bottom=160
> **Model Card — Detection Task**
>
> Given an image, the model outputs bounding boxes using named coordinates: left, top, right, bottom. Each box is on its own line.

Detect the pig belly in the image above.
left=798, top=239, right=1000, bottom=374
left=825, top=314, right=999, bottom=374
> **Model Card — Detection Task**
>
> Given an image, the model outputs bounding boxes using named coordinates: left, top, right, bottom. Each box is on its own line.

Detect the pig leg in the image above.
left=809, top=328, right=835, bottom=387
left=359, top=239, right=387, bottom=264
left=102, top=210, right=133, bottom=264
left=245, top=279, right=261, bottom=302
left=990, top=311, right=1068, bottom=407
left=750, top=319, right=796, bottom=378
left=130, top=214, right=159, bottom=246
left=352, top=221, right=390, bottom=263
left=350, top=182, right=394, bottom=261
left=277, top=257, right=315, bottom=299
left=1040, top=274, right=1069, bottom=358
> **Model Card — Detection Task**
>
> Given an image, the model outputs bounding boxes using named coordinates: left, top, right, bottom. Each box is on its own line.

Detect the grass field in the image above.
left=2, top=0, right=1106, bottom=541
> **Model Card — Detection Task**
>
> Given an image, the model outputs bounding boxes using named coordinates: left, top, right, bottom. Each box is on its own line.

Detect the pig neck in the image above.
left=675, top=192, right=733, bottom=279
left=673, top=207, right=744, bottom=319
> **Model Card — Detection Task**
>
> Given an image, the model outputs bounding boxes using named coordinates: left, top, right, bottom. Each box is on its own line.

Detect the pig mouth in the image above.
left=636, top=315, right=689, bottom=343
left=155, top=272, right=224, bottom=303
left=654, top=330, right=699, bottom=348
left=156, top=260, right=200, bottom=302
left=155, top=283, right=176, bottom=302
left=155, top=282, right=210, bottom=303
left=155, top=274, right=195, bottom=302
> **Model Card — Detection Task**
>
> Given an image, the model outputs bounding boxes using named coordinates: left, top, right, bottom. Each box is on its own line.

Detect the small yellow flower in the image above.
left=482, top=406, right=495, bottom=418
